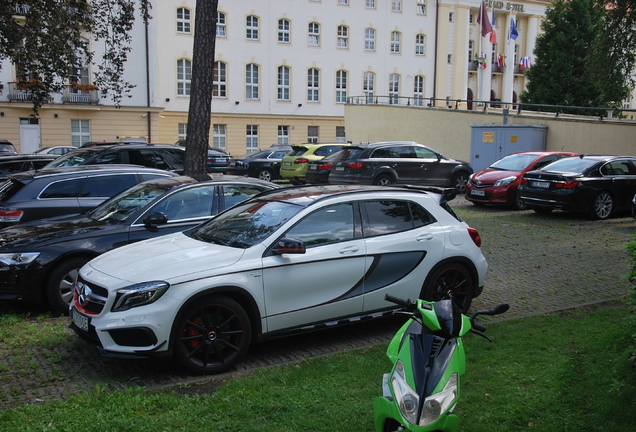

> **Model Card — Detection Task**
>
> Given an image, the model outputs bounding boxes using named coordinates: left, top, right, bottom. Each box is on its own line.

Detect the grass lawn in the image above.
left=1, top=302, right=634, bottom=432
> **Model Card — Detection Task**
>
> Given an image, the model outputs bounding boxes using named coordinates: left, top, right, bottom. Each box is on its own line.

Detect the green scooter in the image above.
left=373, top=294, right=509, bottom=432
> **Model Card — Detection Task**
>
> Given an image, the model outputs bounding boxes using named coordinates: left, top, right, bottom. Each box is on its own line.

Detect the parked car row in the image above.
left=466, top=151, right=636, bottom=220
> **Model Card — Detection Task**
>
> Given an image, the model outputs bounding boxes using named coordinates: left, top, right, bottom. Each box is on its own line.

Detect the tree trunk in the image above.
left=184, top=0, right=218, bottom=181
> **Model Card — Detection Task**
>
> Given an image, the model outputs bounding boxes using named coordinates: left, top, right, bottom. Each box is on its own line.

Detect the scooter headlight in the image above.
left=390, top=360, right=420, bottom=425
left=419, top=373, right=459, bottom=427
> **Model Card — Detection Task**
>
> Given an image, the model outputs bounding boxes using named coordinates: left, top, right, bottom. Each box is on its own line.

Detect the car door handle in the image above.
left=416, top=233, right=434, bottom=241
left=339, top=246, right=359, bottom=254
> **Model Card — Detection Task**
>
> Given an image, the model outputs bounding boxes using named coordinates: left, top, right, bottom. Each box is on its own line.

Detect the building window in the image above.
left=413, top=75, right=424, bottom=106
left=392, top=0, right=402, bottom=12
left=217, top=12, right=226, bottom=37
left=177, top=58, right=191, bottom=96
left=336, top=70, right=348, bottom=103
left=491, top=44, right=497, bottom=66
left=246, top=63, right=259, bottom=100
left=278, top=65, right=291, bottom=101
left=338, top=0, right=349, bottom=5
left=389, top=73, right=400, bottom=104
left=469, top=13, right=474, bottom=24
left=278, top=126, right=290, bottom=145
left=417, top=0, right=426, bottom=15
left=213, top=124, right=226, bottom=150
left=213, top=61, right=227, bottom=98
left=391, top=31, right=401, bottom=54
left=308, top=126, right=319, bottom=143
left=336, top=126, right=346, bottom=143
left=514, top=44, right=519, bottom=68
left=308, top=22, right=320, bottom=46
left=363, top=71, right=375, bottom=103
left=71, top=119, right=90, bottom=147
left=69, top=37, right=90, bottom=94
left=278, top=19, right=290, bottom=43
left=307, top=68, right=320, bottom=102
left=246, top=125, right=259, bottom=153
left=177, top=8, right=191, bottom=34
left=337, top=25, right=348, bottom=49
left=449, top=12, right=454, bottom=23
left=246, top=15, right=259, bottom=40
left=448, top=54, right=453, bottom=64
left=178, top=123, right=187, bottom=141
left=468, top=40, right=474, bottom=62
left=366, top=0, right=376, bottom=8
left=365, top=28, right=376, bottom=51
left=415, top=34, right=426, bottom=56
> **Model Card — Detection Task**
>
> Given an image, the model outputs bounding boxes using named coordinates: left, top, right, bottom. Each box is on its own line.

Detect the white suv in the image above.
left=71, top=185, right=487, bottom=374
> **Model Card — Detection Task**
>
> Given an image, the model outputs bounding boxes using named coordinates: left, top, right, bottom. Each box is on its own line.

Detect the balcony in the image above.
left=62, top=85, right=99, bottom=105
left=7, top=82, right=36, bottom=102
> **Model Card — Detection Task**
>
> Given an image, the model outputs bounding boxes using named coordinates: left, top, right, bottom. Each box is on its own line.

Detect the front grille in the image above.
left=74, top=276, right=108, bottom=314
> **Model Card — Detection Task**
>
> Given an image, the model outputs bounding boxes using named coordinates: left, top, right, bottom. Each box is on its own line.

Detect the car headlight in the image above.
left=111, top=281, right=170, bottom=312
left=0, top=252, right=40, bottom=267
left=494, top=176, right=517, bottom=187
left=390, top=360, right=420, bottom=425
left=419, top=373, right=458, bottom=427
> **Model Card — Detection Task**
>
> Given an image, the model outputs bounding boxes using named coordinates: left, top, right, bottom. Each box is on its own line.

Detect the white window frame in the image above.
left=246, top=15, right=259, bottom=41
left=366, top=0, right=376, bottom=8
left=307, top=68, right=320, bottom=102
left=392, top=0, right=402, bottom=13
left=415, top=34, right=426, bottom=56
left=278, top=18, right=291, bottom=43
left=413, top=75, right=424, bottom=106
left=363, top=71, right=375, bottom=103
left=389, top=73, right=400, bottom=104
left=308, top=22, right=320, bottom=46
left=337, top=25, right=348, bottom=49
left=213, top=124, right=227, bottom=150
left=246, top=125, right=259, bottom=153
left=278, top=126, right=290, bottom=145
left=365, top=28, right=376, bottom=51
left=246, top=63, right=259, bottom=100
left=217, top=12, right=226, bottom=37
left=417, top=0, right=426, bottom=15
left=336, top=126, right=346, bottom=143
left=177, top=7, right=191, bottom=34
left=338, top=0, right=349, bottom=5
left=213, top=61, right=227, bottom=98
left=335, top=70, right=348, bottom=103
left=178, top=123, right=187, bottom=142
left=278, top=65, right=291, bottom=101
left=307, top=126, right=319, bottom=144
left=177, top=58, right=191, bottom=97
left=391, top=31, right=401, bottom=54
left=71, top=119, right=90, bottom=147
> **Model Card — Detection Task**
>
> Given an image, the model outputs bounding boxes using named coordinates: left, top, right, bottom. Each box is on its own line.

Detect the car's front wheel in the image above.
left=589, top=191, right=613, bottom=220
left=174, top=295, right=252, bottom=374
left=421, top=262, right=474, bottom=313
left=257, top=169, right=272, bottom=182
left=46, top=257, right=90, bottom=315
left=452, top=172, right=469, bottom=193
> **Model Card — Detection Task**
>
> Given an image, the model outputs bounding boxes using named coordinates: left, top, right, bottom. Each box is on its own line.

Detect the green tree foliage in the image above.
left=0, top=0, right=151, bottom=113
left=521, top=0, right=607, bottom=114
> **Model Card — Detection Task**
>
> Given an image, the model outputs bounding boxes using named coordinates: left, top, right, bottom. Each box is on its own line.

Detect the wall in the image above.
left=343, top=104, right=636, bottom=161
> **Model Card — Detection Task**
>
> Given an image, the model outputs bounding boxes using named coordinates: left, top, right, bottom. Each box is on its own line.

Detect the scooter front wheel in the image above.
left=421, top=262, right=474, bottom=313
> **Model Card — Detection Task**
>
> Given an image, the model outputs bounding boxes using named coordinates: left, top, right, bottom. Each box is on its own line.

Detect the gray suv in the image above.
left=328, top=141, right=473, bottom=192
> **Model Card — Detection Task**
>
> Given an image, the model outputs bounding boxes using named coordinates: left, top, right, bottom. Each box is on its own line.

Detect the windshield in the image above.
left=188, top=200, right=303, bottom=248
left=88, top=181, right=178, bottom=223
left=337, top=147, right=365, bottom=161
left=541, top=157, right=597, bottom=174
left=490, top=153, right=540, bottom=171
left=45, top=148, right=101, bottom=168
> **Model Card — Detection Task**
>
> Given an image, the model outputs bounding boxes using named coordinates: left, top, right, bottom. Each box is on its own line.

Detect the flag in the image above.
left=510, top=19, right=519, bottom=40
left=477, top=1, right=493, bottom=38
left=490, top=9, right=497, bottom=43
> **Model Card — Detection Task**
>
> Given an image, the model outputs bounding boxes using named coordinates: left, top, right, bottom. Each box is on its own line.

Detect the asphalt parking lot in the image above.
left=1, top=196, right=633, bottom=409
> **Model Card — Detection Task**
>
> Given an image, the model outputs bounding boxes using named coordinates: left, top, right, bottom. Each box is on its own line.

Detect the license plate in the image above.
left=470, top=189, right=485, bottom=196
left=309, top=165, right=317, bottom=170
left=532, top=181, right=550, bottom=188
left=71, top=308, right=89, bottom=332
left=335, top=166, right=345, bottom=171
left=284, top=162, right=292, bottom=166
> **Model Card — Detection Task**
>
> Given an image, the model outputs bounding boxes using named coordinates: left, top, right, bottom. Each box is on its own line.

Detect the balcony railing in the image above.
left=6, top=82, right=99, bottom=105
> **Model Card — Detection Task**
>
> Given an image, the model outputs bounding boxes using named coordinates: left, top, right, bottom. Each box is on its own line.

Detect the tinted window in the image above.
left=222, top=184, right=267, bottom=208
left=152, top=186, right=216, bottom=221
left=364, top=200, right=434, bottom=237
left=413, top=146, right=439, bottom=159
left=80, top=174, right=137, bottom=197
left=371, top=146, right=413, bottom=159
left=271, top=151, right=289, bottom=159
left=0, top=179, right=24, bottom=202
left=542, top=157, right=598, bottom=174
left=93, top=151, right=124, bottom=164
left=0, top=162, right=27, bottom=176
left=314, top=146, right=344, bottom=157
left=39, top=178, right=86, bottom=198
left=600, top=160, right=636, bottom=176
left=155, top=149, right=184, bottom=171
left=338, top=148, right=365, bottom=161
left=285, top=203, right=354, bottom=247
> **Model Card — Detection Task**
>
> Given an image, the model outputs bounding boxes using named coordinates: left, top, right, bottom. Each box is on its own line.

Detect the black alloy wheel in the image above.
left=422, top=262, right=474, bottom=313
left=373, top=175, right=395, bottom=186
left=589, top=191, right=613, bottom=220
left=46, top=257, right=91, bottom=315
left=511, top=193, right=529, bottom=210
left=174, top=295, right=251, bottom=374
left=452, top=172, right=469, bottom=193
left=257, top=169, right=272, bottom=182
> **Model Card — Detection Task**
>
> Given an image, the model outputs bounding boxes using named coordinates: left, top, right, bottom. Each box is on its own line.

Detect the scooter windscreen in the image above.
left=433, top=300, right=462, bottom=339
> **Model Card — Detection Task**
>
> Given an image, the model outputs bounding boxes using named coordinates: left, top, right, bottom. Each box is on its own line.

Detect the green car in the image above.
left=280, top=143, right=349, bottom=184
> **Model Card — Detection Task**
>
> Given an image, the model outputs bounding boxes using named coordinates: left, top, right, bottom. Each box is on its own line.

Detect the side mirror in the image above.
left=143, top=212, right=168, bottom=230
left=272, top=238, right=306, bottom=255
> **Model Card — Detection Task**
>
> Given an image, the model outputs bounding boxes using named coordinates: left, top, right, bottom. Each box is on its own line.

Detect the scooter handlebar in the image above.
left=384, top=294, right=415, bottom=309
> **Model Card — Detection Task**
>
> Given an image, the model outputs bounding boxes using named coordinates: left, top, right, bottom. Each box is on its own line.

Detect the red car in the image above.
left=465, top=151, right=578, bottom=209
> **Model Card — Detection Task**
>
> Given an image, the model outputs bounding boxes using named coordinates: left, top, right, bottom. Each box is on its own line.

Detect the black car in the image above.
left=174, top=140, right=231, bottom=173
left=0, top=154, right=58, bottom=180
left=329, top=141, right=473, bottom=192
left=226, top=147, right=291, bottom=181
left=0, top=140, right=19, bottom=155
left=519, top=155, right=636, bottom=219
left=305, top=150, right=345, bottom=184
left=0, top=175, right=278, bottom=313
left=0, top=165, right=177, bottom=228
left=45, top=143, right=187, bottom=173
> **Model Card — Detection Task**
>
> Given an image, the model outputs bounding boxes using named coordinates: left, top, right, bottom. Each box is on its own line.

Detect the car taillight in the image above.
left=348, top=162, right=365, bottom=169
left=554, top=179, right=578, bottom=189
left=318, top=163, right=333, bottom=171
left=0, top=210, right=23, bottom=222
left=467, top=227, right=482, bottom=247
left=294, top=158, right=309, bottom=164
